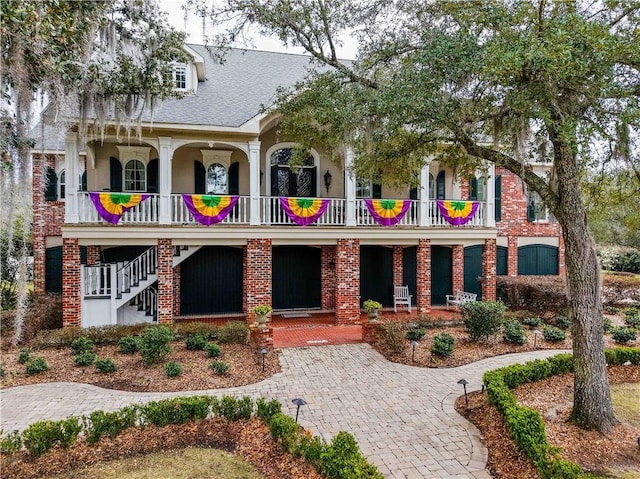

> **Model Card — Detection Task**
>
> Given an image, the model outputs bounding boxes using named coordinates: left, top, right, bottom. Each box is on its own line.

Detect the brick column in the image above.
left=507, top=236, right=518, bottom=276
left=321, top=246, right=336, bottom=310
left=242, top=245, right=248, bottom=313
left=460, top=178, right=470, bottom=200
left=245, top=239, right=272, bottom=322
left=416, top=239, right=431, bottom=313
left=392, top=245, right=403, bottom=286
left=157, top=239, right=174, bottom=325
left=173, top=265, right=181, bottom=317
left=558, top=235, right=566, bottom=277
left=482, top=238, right=497, bottom=301
left=32, top=154, right=47, bottom=293
left=62, top=238, right=81, bottom=327
left=86, top=246, right=101, bottom=265
left=452, top=244, right=464, bottom=294
left=335, top=239, right=360, bottom=324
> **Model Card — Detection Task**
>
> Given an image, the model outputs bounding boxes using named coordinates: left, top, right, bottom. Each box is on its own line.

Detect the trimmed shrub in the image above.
left=73, top=351, right=96, bottom=367
left=542, top=326, right=566, bottom=342
left=0, top=430, right=22, bottom=454
left=269, top=413, right=301, bottom=451
left=210, top=395, right=253, bottom=421
left=18, top=347, right=31, bottom=364
left=555, top=315, right=571, bottom=330
left=173, top=321, right=219, bottom=340
left=185, top=334, right=207, bottom=351
left=210, top=360, right=229, bottom=375
left=321, top=431, right=384, bottom=479
left=164, top=361, right=182, bottom=377
left=217, top=321, right=249, bottom=344
left=95, top=358, right=117, bottom=373
left=497, top=276, right=568, bottom=314
left=256, top=397, right=282, bottom=425
left=205, top=342, right=222, bottom=358
left=522, top=317, right=542, bottom=328
left=138, top=325, right=174, bottom=365
left=601, top=272, right=640, bottom=306
left=117, top=336, right=139, bottom=354
left=25, top=357, right=48, bottom=375
left=20, top=293, right=63, bottom=343
left=603, top=317, right=614, bottom=333
left=380, top=321, right=406, bottom=354
left=70, top=336, right=95, bottom=356
left=611, top=326, right=637, bottom=344
left=85, top=407, right=137, bottom=444
left=22, top=418, right=82, bottom=457
left=0, top=363, right=4, bottom=377
left=547, top=354, right=574, bottom=375
left=431, top=332, right=454, bottom=358
left=623, top=309, right=640, bottom=328
left=141, top=396, right=211, bottom=427
left=503, top=319, right=526, bottom=345
left=461, top=301, right=506, bottom=341
left=605, top=346, right=640, bottom=365
left=405, top=327, right=426, bottom=341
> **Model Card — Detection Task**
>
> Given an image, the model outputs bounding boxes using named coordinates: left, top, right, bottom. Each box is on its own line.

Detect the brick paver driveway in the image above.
left=1, top=344, right=565, bottom=478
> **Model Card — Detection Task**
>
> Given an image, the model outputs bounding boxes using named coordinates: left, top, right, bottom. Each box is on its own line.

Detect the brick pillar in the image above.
left=335, top=239, right=360, bottom=324
left=62, top=238, right=81, bottom=327
left=173, top=265, right=181, bottom=316
left=32, top=154, right=46, bottom=293
left=157, top=239, right=174, bottom=325
left=245, top=239, right=272, bottom=322
left=242, top=246, right=248, bottom=313
left=558, top=235, right=566, bottom=277
left=507, top=236, right=518, bottom=276
left=452, top=244, right=464, bottom=294
left=86, top=245, right=101, bottom=265
left=392, top=245, right=403, bottom=286
left=482, top=238, right=497, bottom=301
left=460, top=178, right=470, bottom=200
left=321, top=246, right=337, bottom=309
left=416, top=239, right=431, bottom=313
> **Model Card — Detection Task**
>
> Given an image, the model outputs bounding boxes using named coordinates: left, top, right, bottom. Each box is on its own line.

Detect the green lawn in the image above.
left=611, top=382, right=640, bottom=428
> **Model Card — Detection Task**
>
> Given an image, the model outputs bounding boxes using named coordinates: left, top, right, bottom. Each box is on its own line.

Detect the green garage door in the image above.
left=402, top=246, right=417, bottom=305
left=497, top=246, right=508, bottom=275
left=180, top=246, right=243, bottom=314
left=273, top=246, right=321, bottom=309
left=463, top=245, right=483, bottom=299
left=431, top=246, right=452, bottom=305
left=518, top=244, right=559, bottom=275
left=360, top=246, right=393, bottom=307
left=45, top=246, right=87, bottom=293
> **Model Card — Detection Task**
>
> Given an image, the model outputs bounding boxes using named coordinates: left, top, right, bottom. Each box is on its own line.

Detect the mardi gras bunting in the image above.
left=364, top=199, right=411, bottom=226
left=436, top=200, right=479, bottom=226
left=279, top=197, right=329, bottom=226
left=89, top=192, right=150, bottom=224
left=182, top=194, right=239, bottom=225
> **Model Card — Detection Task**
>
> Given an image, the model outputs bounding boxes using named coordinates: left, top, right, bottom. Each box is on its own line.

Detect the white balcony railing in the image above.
left=355, top=199, right=420, bottom=226
left=260, top=197, right=346, bottom=226
left=429, top=200, right=485, bottom=227
left=171, top=194, right=250, bottom=224
left=78, top=192, right=159, bottom=223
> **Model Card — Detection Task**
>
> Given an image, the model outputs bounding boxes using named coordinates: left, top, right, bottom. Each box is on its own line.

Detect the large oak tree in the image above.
left=193, top=0, right=640, bottom=433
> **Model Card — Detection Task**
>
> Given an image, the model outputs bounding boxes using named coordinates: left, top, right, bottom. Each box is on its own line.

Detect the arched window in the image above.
left=206, top=163, right=228, bottom=194
left=270, top=147, right=316, bottom=197
left=124, top=160, right=146, bottom=192
left=58, top=170, right=66, bottom=199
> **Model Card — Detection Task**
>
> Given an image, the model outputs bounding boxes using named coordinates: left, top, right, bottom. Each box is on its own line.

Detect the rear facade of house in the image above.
left=32, top=45, right=564, bottom=336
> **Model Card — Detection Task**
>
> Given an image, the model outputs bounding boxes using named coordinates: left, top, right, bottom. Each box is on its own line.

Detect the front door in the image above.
left=272, top=246, right=321, bottom=309
left=431, top=246, right=452, bottom=305
left=360, top=246, right=393, bottom=307
left=271, top=165, right=317, bottom=197
left=463, top=245, right=483, bottom=299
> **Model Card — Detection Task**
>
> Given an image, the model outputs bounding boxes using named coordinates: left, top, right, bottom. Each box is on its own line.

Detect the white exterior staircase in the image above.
left=80, top=245, right=200, bottom=327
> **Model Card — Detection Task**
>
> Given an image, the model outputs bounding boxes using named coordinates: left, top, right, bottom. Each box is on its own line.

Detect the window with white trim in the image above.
left=124, top=160, right=146, bottom=192
left=59, top=170, right=66, bottom=199
left=527, top=190, right=554, bottom=222
left=356, top=179, right=372, bottom=198
left=206, top=163, right=228, bottom=194
left=173, top=64, right=187, bottom=90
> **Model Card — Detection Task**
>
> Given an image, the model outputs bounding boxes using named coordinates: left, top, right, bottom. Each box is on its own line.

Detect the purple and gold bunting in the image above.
left=89, top=192, right=150, bottom=224
left=279, top=197, right=329, bottom=226
left=364, top=199, right=411, bottom=226
left=437, top=200, right=479, bottom=226
left=182, top=194, right=239, bottom=225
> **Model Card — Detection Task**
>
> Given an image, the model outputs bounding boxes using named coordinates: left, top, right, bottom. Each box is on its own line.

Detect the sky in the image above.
left=159, top=0, right=359, bottom=58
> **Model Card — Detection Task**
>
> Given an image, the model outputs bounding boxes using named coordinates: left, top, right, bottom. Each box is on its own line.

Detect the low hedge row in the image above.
left=482, top=347, right=640, bottom=479
left=0, top=395, right=383, bottom=479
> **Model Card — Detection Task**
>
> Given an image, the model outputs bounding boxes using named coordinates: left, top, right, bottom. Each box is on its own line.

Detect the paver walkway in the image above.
left=0, top=345, right=566, bottom=479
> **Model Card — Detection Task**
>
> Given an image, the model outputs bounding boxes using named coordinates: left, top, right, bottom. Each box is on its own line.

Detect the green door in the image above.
left=431, top=246, right=452, bottom=305
left=463, top=245, right=483, bottom=299
left=45, top=247, right=63, bottom=293
left=402, top=246, right=417, bottom=305
left=180, top=246, right=243, bottom=314
left=272, top=246, right=321, bottom=309
left=497, top=246, right=508, bottom=275
left=518, top=245, right=559, bottom=275
left=360, top=246, right=393, bottom=307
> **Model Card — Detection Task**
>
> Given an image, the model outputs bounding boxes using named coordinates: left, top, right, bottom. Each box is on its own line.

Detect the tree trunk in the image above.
left=551, top=127, right=618, bottom=433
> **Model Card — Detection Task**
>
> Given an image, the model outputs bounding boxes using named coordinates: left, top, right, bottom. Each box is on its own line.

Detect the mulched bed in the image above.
left=0, top=417, right=324, bottom=479
left=456, top=365, right=640, bottom=479
left=1, top=342, right=281, bottom=392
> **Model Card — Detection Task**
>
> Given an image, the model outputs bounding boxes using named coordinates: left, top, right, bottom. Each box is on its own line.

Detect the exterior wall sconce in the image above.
left=324, top=170, right=332, bottom=193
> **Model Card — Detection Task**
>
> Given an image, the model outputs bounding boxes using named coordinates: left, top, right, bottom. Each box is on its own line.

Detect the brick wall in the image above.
left=460, top=178, right=470, bottom=200
left=482, top=238, right=497, bottom=301
left=86, top=246, right=101, bottom=265
left=157, top=239, right=174, bottom=324
left=335, top=239, right=360, bottom=324
left=32, top=154, right=47, bottom=293
left=452, top=245, right=464, bottom=294
left=416, top=239, right=431, bottom=313
left=507, top=236, right=519, bottom=276
left=62, top=238, right=81, bottom=327
left=321, top=246, right=336, bottom=309
left=173, top=265, right=181, bottom=317
left=245, top=239, right=272, bottom=322
left=392, top=245, right=403, bottom=287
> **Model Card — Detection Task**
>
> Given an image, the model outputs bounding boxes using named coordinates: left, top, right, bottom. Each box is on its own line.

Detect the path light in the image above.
left=458, top=379, right=469, bottom=407
left=292, top=398, right=308, bottom=423
left=533, top=329, right=542, bottom=349
left=410, top=340, right=418, bottom=362
left=260, top=348, right=268, bottom=372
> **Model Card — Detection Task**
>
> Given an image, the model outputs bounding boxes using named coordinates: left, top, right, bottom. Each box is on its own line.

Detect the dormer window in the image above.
left=173, top=64, right=187, bottom=90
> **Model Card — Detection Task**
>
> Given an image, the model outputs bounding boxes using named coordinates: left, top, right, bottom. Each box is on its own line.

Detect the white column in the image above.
left=485, top=162, right=496, bottom=227
left=64, top=132, right=80, bottom=223
left=158, top=137, right=173, bottom=225
left=419, top=161, right=431, bottom=227
left=344, top=147, right=357, bottom=227
left=248, top=140, right=261, bottom=225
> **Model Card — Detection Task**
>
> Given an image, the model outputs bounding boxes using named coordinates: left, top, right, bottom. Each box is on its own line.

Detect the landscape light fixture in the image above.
left=410, top=340, right=418, bottom=362
left=324, top=170, right=332, bottom=193
left=458, top=378, right=469, bottom=407
left=292, top=398, right=308, bottom=423
left=533, top=329, right=542, bottom=349
left=261, top=348, right=268, bottom=372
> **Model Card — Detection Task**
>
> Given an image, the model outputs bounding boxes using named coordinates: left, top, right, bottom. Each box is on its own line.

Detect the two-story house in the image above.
left=32, top=45, right=564, bottom=332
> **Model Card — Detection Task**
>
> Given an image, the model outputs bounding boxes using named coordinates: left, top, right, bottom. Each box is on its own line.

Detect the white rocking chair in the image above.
left=393, top=285, right=412, bottom=313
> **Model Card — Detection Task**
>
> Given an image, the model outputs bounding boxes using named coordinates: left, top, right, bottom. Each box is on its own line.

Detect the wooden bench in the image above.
left=446, top=291, right=477, bottom=309
left=393, top=285, right=412, bottom=313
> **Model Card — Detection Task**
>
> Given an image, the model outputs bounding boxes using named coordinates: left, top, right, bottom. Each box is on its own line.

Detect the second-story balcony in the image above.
left=74, top=192, right=490, bottom=227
